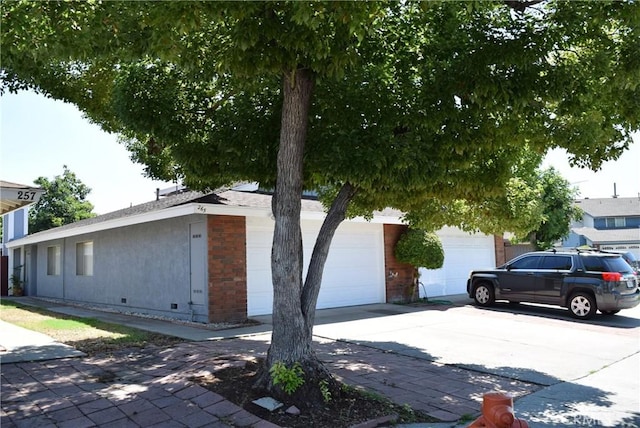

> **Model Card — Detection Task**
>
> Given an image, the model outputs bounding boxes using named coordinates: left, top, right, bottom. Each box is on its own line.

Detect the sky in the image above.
left=1, top=91, right=174, bottom=214
left=1, top=90, right=639, bottom=215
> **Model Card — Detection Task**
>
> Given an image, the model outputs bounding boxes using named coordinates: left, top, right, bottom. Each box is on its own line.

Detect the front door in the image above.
left=535, top=255, right=573, bottom=304
left=189, top=222, right=206, bottom=305
left=498, top=254, right=542, bottom=301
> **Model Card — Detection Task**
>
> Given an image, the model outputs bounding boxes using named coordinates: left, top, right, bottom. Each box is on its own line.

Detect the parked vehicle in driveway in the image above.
left=467, top=249, right=640, bottom=319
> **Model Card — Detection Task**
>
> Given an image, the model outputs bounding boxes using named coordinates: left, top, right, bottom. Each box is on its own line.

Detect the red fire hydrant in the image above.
left=468, top=393, right=529, bottom=428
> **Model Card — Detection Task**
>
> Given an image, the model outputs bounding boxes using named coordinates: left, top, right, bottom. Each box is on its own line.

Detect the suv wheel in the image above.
left=473, top=283, right=495, bottom=306
left=569, top=292, right=596, bottom=319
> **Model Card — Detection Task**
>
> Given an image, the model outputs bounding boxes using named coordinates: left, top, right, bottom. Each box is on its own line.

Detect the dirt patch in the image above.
left=193, top=359, right=438, bottom=428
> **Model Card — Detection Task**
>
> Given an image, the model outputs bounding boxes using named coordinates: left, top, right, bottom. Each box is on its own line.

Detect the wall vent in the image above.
left=121, top=298, right=127, bottom=304
left=171, top=303, right=178, bottom=310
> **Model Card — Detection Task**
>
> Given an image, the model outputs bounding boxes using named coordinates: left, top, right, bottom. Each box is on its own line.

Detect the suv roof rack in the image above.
left=544, top=247, right=611, bottom=254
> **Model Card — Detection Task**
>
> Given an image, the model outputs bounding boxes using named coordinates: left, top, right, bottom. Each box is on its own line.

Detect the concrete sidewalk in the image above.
left=0, top=320, right=85, bottom=364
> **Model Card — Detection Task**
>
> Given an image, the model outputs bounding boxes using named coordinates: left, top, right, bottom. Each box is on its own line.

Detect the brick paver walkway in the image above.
left=1, top=333, right=539, bottom=427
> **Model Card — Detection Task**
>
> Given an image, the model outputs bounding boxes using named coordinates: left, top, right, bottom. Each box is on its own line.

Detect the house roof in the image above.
left=571, top=226, right=640, bottom=244
left=32, top=189, right=215, bottom=235
left=575, top=197, right=640, bottom=218
left=0, top=180, right=44, bottom=215
left=6, top=188, right=403, bottom=247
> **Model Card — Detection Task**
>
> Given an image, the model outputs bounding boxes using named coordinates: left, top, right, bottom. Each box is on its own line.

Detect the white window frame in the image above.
left=47, top=245, right=61, bottom=276
left=76, top=241, right=93, bottom=276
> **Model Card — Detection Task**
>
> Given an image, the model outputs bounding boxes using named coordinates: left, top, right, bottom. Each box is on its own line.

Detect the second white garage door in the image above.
left=419, top=228, right=495, bottom=298
left=246, top=217, right=386, bottom=316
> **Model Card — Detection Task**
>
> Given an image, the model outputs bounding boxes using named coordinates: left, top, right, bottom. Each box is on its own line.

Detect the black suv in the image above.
left=467, top=249, right=640, bottom=319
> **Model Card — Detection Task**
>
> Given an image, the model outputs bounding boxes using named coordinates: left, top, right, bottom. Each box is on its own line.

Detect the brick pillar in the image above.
left=207, top=215, right=247, bottom=323
left=383, top=224, right=415, bottom=303
left=494, top=234, right=506, bottom=267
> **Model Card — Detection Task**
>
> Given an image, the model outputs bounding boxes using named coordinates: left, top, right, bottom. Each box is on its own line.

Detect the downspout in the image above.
left=62, top=238, right=66, bottom=298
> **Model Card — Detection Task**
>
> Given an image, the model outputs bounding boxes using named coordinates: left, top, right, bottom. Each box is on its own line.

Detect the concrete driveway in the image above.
left=311, top=299, right=640, bottom=427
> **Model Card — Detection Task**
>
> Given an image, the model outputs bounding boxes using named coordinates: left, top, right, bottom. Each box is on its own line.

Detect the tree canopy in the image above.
left=520, top=167, right=583, bottom=250
left=29, top=166, right=96, bottom=233
left=3, top=2, right=637, bottom=229
left=2, top=0, right=639, bottom=406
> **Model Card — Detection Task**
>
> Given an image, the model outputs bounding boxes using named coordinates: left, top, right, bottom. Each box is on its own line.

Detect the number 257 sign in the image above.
left=3, top=188, right=43, bottom=204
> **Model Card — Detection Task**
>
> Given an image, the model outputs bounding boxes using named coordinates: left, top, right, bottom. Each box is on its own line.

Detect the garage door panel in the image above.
left=325, top=250, right=373, bottom=266
left=316, top=266, right=374, bottom=287
left=419, top=234, right=494, bottom=298
left=247, top=218, right=385, bottom=316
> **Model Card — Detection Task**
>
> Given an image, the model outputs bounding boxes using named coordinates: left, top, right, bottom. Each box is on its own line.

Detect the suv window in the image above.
left=582, top=256, right=606, bottom=272
left=510, top=255, right=542, bottom=270
left=582, top=255, right=633, bottom=273
left=601, top=256, right=634, bottom=273
left=540, top=255, right=572, bottom=270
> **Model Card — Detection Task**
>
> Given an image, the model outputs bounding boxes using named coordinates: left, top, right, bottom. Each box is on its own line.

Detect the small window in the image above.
left=510, top=255, right=541, bottom=270
left=582, top=256, right=605, bottom=272
left=540, top=256, right=572, bottom=271
left=76, top=241, right=93, bottom=276
left=605, top=217, right=626, bottom=228
left=602, top=256, right=634, bottom=274
left=47, top=246, right=61, bottom=276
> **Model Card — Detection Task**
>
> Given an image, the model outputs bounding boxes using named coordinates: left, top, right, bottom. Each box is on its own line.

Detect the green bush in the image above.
left=395, top=229, right=444, bottom=270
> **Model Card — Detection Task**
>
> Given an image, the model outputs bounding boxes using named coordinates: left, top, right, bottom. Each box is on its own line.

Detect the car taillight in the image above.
left=602, top=272, right=622, bottom=281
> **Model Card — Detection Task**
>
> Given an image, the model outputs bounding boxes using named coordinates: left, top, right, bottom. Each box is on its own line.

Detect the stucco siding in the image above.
left=35, top=214, right=207, bottom=321
left=35, top=240, right=65, bottom=298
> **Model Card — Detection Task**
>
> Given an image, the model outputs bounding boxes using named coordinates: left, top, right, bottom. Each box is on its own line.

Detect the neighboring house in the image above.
left=4, top=185, right=496, bottom=323
left=563, top=197, right=640, bottom=258
left=1, top=180, right=44, bottom=296
left=0, top=180, right=44, bottom=216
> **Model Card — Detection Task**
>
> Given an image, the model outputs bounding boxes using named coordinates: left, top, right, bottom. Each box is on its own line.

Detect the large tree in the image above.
left=29, top=166, right=96, bottom=233
left=2, top=1, right=638, bottom=406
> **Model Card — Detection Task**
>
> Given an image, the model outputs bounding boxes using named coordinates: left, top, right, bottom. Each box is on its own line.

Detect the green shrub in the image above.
left=395, top=229, right=444, bottom=270
left=270, top=361, right=305, bottom=395
left=319, top=379, right=332, bottom=403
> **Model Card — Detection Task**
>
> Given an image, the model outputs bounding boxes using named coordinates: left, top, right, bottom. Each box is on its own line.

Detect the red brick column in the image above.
left=207, top=215, right=247, bottom=323
left=494, top=234, right=505, bottom=267
left=383, top=224, right=415, bottom=303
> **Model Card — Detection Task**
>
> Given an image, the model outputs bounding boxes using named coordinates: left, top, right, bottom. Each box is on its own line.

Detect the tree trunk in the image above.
left=302, top=182, right=357, bottom=336
left=257, top=69, right=359, bottom=408
left=266, top=67, right=315, bottom=368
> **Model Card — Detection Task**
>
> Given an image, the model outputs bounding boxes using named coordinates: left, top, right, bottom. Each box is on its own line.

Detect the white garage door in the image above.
left=419, top=228, right=495, bottom=298
left=246, top=217, right=385, bottom=316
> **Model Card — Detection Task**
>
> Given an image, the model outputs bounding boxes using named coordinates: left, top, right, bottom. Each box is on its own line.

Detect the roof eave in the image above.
left=5, top=202, right=404, bottom=248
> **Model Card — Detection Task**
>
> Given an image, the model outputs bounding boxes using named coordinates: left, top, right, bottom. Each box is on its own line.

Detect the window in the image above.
left=605, top=217, right=626, bottom=228
left=539, top=256, right=572, bottom=271
left=509, top=255, right=542, bottom=270
left=582, top=255, right=632, bottom=273
left=76, top=241, right=93, bottom=276
left=582, top=256, right=605, bottom=272
left=47, top=246, right=61, bottom=276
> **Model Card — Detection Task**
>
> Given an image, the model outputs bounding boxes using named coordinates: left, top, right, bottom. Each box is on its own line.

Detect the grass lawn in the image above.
left=0, top=299, right=183, bottom=355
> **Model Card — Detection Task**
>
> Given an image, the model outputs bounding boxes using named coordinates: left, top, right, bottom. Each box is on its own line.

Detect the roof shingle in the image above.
left=575, top=197, right=640, bottom=217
